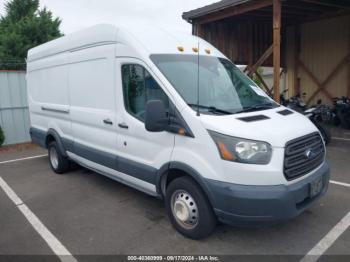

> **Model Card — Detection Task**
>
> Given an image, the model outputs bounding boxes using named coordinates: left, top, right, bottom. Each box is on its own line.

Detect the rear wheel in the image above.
left=165, top=176, right=216, bottom=239
left=48, top=141, right=70, bottom=174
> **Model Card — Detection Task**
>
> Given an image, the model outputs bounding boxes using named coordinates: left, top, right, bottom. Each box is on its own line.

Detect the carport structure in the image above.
left=183, top=0, right=350, bottom=104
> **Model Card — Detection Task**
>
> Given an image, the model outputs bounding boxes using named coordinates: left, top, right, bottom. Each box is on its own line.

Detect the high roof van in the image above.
left=27, top=24, right=330, bottom=239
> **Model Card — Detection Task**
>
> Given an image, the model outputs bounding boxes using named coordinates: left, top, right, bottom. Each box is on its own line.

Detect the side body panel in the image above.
left=68, top=44, right=118, bottom=168
left=27, top=51, right=72, bottom=143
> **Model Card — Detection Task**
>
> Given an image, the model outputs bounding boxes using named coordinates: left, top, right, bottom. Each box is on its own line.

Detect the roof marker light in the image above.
left=192, top=47, right=199, bottom=53
left=178, top=128, right=186, bottom=136
left=177, top=46, right=184, bottom=52
left=205, top=48, right=211, bottom=54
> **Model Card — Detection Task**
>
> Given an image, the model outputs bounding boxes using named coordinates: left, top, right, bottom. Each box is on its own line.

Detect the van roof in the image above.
left=27, top=24, right=118, bottom=62
left=27, top=23, right=225, bottom=62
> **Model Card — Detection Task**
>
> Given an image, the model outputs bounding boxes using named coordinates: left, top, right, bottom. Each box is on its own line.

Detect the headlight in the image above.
left=208, top=130, right=272, bottom=164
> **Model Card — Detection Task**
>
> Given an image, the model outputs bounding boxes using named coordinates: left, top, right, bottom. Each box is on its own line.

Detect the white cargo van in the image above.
left=27, top=24, right=330, bottom=239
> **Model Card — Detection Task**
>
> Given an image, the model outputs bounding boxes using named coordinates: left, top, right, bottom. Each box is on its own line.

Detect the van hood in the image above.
left=199, top=107, right=319, bottom=148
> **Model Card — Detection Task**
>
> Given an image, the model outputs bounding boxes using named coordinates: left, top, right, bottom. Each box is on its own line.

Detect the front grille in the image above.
left=284, top=132, right=325, bottom=180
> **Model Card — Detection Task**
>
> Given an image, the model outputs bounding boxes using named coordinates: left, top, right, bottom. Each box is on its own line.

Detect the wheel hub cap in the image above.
left=49, top=147, right=58, bottom=169
left=174, top=200, right=190, bottom=222
left=171, top=190, right=198, bottom=229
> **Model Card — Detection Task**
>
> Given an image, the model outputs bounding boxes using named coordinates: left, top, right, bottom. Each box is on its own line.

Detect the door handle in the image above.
left=103, top=119, right=113, bottom=125
left=118, top=123, right=129, bottom=129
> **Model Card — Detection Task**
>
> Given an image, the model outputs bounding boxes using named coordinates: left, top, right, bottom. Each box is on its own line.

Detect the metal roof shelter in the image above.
left=183, top=0, right=350, bottom=103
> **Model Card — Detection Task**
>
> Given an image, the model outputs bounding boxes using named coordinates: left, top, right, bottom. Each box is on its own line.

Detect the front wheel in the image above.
left=165, top=176, right=217, bottom=239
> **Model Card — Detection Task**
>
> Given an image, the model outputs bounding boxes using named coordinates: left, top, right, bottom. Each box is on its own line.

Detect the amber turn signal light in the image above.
left=217, top=142, right=235, bottom=161
left=178, top=128, right=186, bottom=136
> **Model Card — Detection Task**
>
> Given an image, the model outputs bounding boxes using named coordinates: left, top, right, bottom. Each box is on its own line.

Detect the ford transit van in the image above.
left=27, top=24, right=330, bottom=239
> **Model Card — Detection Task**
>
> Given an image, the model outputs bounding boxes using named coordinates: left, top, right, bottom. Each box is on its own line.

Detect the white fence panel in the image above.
left=0, top=71, right=31, bottom=145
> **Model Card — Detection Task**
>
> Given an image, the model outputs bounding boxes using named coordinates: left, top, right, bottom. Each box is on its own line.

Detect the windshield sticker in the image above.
left=250, top=85, right=269, bottom=98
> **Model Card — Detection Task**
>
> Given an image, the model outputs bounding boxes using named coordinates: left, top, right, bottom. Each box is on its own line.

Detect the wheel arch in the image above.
left=156, top=162, right=216, bottom=207
left=45, top=129, right=67, bottom=157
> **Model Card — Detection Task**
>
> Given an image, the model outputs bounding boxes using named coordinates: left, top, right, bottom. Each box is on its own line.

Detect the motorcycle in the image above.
left=280, top=91, right=306, bottom=112
left=333, top=97, right=350, bottom=129
left=304, top=107, right=332, bottom=145
left=280, top=90, right=331, bottom=145
left=311, top=100, right=335, bottom=125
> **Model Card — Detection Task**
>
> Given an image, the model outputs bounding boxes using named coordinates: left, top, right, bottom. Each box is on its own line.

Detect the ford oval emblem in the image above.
left=305, top=149, right=316, bottom=160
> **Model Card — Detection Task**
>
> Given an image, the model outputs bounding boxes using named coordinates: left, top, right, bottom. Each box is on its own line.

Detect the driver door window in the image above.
left=122, top=64, right=169, bottom=121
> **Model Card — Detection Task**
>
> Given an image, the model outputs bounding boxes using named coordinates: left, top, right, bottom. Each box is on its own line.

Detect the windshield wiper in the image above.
left=187, top=104, right=232, bottom=115
left=235, top=103, right=279, bottom=114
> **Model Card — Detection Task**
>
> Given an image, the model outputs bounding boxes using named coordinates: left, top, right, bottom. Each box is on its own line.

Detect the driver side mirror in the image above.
left=145, top=100, right=168, bottom=132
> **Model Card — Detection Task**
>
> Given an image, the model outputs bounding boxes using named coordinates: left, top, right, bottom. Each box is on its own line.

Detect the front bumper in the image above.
left=205, top=161, right=330, bottom=226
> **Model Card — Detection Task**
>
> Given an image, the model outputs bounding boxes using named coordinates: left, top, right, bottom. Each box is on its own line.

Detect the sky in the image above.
left=0, top=0, right=218, bottom=35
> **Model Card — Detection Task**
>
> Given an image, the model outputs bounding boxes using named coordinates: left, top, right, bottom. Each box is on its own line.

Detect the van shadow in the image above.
left=64, top=165, right=329, bottom=254
left=67, top=165, right=166, bottom=221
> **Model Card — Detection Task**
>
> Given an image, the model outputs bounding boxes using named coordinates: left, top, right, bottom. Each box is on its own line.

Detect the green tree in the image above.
left=0, top=0, right=63, bottom=70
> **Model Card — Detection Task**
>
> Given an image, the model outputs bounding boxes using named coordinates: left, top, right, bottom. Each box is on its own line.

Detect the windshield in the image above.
left=150, top=54, right=278, bottom=115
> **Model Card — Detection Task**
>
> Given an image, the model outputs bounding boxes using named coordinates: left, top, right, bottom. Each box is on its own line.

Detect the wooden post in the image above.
left=273, top=0, right=281, bottom=102
left=294, top=24, right=301, bottom=96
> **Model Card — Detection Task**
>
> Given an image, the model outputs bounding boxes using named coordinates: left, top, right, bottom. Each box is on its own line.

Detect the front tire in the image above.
left=48, top=141, right=70, bottom=174
left=165, top=176, right=217, bottom=239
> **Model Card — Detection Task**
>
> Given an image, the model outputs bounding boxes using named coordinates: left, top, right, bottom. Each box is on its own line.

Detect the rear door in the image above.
left=115, top=57, right=175, bottom=190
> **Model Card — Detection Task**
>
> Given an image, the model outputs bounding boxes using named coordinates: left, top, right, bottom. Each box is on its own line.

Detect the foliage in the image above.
left=0, top=0, right=63, bottom=70
left=0, top=126, right=4, bottom=146
left=252, top=67, right=264, bottom=88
